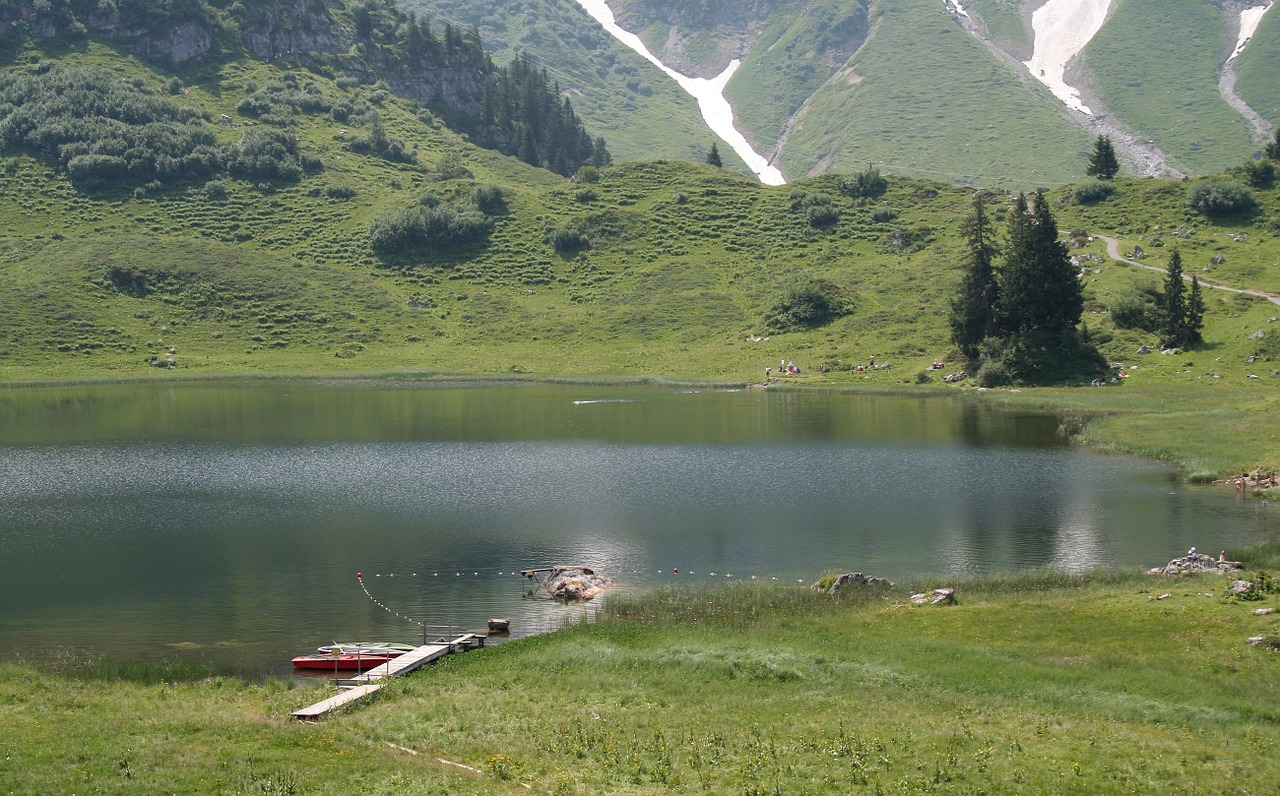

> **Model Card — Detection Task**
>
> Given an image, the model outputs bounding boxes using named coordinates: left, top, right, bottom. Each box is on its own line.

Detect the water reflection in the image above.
left=0, top=381, right=1271, bottom=675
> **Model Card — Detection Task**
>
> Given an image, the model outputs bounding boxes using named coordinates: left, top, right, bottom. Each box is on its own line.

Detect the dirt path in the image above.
left=1096, top=234, right=1280, bottom=307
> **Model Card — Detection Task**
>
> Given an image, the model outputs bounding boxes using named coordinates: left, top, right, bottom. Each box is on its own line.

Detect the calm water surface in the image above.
left=0, top=380, right=1272, bottom=677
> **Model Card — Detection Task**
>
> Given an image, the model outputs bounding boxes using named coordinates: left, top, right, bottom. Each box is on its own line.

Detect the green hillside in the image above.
left=1234, top=6, right=1280, bottom=128
left=3, top=15, right=1280, bottom=475
left=396, top=0, right=751, bottom=173
left=779, top=0, right=1093, bottom=186
left=1079, top=0, right=1259, bottom=174
left=725, top=0, right=868, bottom=153
left=964, top=0, right=1031, bottom=57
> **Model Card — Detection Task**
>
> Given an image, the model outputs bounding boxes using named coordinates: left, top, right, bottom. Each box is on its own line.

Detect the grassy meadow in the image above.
left=777, top=0, right=1093, bottom=186
left=3, top=565, right=1279, bottom=794
left=1079, top=0, right=1260, bottom=175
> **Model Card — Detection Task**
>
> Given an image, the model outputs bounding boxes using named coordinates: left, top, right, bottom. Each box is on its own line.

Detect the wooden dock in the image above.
left=291, top=634, right=484, bottom=720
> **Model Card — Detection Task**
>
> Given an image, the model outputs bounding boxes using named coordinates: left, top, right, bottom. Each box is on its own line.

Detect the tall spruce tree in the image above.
left=949, top=192, right=1000, bottom=361
left=1162, top=248, right=1187, bottom=346
left=997, top=190, right=1083, bottom=341
left=1266, top=128, right=1280, bottom=160
left=1085, top=134, right=1120, bottom=179
left=1186, top=275, right=1205, bottom=344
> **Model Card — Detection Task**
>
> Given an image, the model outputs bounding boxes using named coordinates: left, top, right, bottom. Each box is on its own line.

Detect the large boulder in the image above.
left=817, top=572, right=894, bottom=594
left=541, top=566, right=612, bottom=601
left=910, top=588, right=956, bottom=605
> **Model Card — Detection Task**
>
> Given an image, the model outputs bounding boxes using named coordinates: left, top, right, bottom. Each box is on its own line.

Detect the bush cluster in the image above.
left=1187, top=179, right=1256, bottom=217
left=763, top=276, right=851, bottom=332
left=0, top=64, right=315, bottom=191
left=837, top=167, right=887, bottom=199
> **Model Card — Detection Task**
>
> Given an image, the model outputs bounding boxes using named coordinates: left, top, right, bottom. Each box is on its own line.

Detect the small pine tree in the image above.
left=706, top=142, right=722, bottom=168
left=1162, top=248, right=1187, bottom=347
left=1085, top=134, right=1120, bottom=180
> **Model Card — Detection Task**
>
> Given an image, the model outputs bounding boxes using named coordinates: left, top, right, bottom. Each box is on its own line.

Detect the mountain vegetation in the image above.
left=405, top=0, right=1279, bottom=185
left=0, top=0, right=1279, bottom=475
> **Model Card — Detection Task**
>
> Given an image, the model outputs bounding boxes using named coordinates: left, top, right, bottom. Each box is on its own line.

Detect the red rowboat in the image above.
left=291, top=653, right=396, bottom=670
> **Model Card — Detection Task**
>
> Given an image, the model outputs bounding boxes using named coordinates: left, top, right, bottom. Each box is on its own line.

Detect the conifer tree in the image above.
left=1266, top=128, right=1280, bottom=161
left=997, top=190, right=1083, bottom=340
left=949, top=192, right=1000, bottom=361
left=1162, top=248, right=1186, bottom=346
left=1085, top=134, right=1120, bottom=179
left=1186, top=274, right=1205, bottom=344
left=706, top=142, right=722, bottom=168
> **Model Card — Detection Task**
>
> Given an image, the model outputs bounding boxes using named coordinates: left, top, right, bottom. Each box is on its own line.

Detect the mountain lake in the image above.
left=0, top=379, right=1273, bottom=677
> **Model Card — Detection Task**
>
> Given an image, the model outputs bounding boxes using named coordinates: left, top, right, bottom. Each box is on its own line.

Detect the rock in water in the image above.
left=543, top=566, right=612, bottom=600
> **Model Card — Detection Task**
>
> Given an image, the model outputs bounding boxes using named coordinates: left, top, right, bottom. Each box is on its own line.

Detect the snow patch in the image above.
left=1022, top=0, right=1113, bottom=115
left=1228, top=2, right=1273, bottom=63
left=572, top=0, right=786, bottom=185
left=943, top=0, right=970, bottom=20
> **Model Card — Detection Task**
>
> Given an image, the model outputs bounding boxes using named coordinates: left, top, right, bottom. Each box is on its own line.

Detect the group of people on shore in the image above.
left=1236, top=467, right=1278, bottom=491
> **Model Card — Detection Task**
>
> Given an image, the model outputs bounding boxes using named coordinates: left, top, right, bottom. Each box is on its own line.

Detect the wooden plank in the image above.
left=291, top=683, right=382, bottom=719
left=293, top=635, right=484, bottom=718
left=345, top=642, right=451, bottom=684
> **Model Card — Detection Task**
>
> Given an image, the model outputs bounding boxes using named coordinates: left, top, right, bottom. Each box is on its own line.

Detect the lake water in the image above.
left=0, top=380, right=1272, bottom=677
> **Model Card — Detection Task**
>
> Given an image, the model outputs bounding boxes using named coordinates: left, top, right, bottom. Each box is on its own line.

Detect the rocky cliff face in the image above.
left=2, top=0, right=487, bottom=119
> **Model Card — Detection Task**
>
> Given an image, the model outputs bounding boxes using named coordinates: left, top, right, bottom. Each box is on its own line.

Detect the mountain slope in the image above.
left=778, top=0, right=1093, bottom=186
left=1076, top=0, right=1260, bottom=175
left=402, top=0, right=1279, bottom=187
left=1234, top=3, right=1280, bottom=129
left=394, top=0, right=749, bottom=170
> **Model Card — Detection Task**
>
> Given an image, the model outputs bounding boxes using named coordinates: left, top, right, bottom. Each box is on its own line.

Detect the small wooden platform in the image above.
left=290, top=683, right=383, bottom=720
left=291, top=634, right=484, bottom=720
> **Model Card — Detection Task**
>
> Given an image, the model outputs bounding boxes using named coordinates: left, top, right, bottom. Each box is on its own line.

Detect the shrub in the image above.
left=763, top=276, right=851, bottom=332
left=1237, top=159, right=1276, bottom=190
left=574, top=188, right=598, bottom=203
left=575, top=165, right=600, bottom=183
left=870, top=207, right=897, bottom=223
left=1074, top=180, right=1115, bottom=204
left=368, top=204, right=493, bottom=255
left=325, top=185, right=356, bottom=200
left=806, top=203, right=839, bottom=228
left=472, top=184, right=506, bottom=214
left=837, top=167, right=887, bottom=199
left=546, top=224, right=590, bottom=251
left=202, top=180, right=227, bottom=200
left=1109, top=288, right=1162, bottom=331
left=1188, top=179, right=1256, bottom=217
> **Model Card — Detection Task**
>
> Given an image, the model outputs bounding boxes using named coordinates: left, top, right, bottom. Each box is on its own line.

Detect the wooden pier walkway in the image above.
left=291, top=634, right=484, bottom=720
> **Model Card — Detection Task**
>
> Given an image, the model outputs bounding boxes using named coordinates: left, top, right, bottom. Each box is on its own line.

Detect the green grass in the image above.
left=4, top=566, right=1279, bottom=794
left=1080, top=0, right=1258, bottom=175
left=1234, top=6, right=1280, bottom=127
left=779, top=0, right=1093, bottom=188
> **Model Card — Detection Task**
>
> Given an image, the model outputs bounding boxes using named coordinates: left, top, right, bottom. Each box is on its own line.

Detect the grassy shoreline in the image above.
left=4, top=561, right=1278, bottom=795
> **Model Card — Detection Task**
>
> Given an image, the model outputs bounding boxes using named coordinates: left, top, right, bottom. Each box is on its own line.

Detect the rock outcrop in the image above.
left=814, top=572, right=893, bottom=594
left=541, top=566, right=612, bottom=601
left=1148, top=553, right=1243, bottom=576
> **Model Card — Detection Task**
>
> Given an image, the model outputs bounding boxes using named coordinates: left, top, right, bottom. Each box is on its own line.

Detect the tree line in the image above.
left=950, top=189, right=1206, bottom=384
